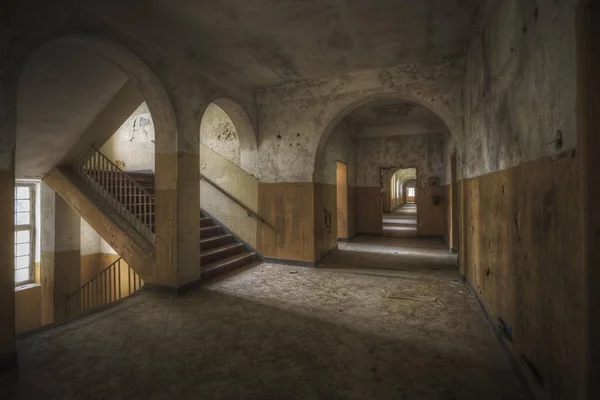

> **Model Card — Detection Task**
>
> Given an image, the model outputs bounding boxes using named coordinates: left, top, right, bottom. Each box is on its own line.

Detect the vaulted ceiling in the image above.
left=77, top=0, right=479, bottom=87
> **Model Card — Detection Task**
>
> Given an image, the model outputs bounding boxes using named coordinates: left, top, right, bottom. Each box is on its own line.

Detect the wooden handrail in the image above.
left=200, top=173, right=268, bottom=225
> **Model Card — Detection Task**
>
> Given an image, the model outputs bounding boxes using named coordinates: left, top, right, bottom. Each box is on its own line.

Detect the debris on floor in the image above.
left=290, top=270, right=298, bottom=274
left=382, top=289, right=447, bottom=309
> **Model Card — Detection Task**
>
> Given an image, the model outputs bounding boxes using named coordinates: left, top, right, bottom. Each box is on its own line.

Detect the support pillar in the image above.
left=39, top=183, right=55, bottom=325
left=153, top=102, right=201, bottom=292
left=0, top=75, right=16, bottom=370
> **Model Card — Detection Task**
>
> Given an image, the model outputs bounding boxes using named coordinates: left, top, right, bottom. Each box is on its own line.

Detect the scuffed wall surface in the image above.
left=100, top=103, right=155, bottom=172
left=462, top=152, right=583, bottom=399
left=200, top=104, right=241, bottom=168
left=257, top=57, right=464, bottom=183
left=200, top=144, right=258, bottom=248
left=357, top=133, right=445, bottom=186
left=461, top=1, right=584, bottom=397
left=463, top=0, right=579, bottom=179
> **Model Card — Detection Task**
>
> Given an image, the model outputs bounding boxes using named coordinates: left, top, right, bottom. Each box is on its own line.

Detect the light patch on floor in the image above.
left=5, top=235, right=526, bottom=399
left=383, top=203, right=418, bottom=237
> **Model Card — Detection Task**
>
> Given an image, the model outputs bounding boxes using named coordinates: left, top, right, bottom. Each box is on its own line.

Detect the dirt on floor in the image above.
left=2, top=235, right=526, bottom=399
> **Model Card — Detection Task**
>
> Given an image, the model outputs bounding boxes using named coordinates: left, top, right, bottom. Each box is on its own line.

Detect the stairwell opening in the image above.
left=198, top=99, right=259, bottom=278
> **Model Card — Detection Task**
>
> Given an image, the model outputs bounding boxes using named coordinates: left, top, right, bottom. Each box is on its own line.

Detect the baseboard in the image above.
left=417, top=234, right=445, bottom=240
left=142, top=279, right=202, bottom=296
left=465, top=276, right=536, bottom=399
left=0, top=351, right=17, bottom=372
left=261, top=257, right=316, bottom=268
left=263, top=245, right=341, bottom=268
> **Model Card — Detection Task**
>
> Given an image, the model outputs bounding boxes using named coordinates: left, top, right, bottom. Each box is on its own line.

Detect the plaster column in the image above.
left=53, top=196, right=80, bottom=320
left=0, top=76, right=16, bottom=369
left=153, top=102, right=201, bottom=291
left=39, top=183, right=55, bottom=325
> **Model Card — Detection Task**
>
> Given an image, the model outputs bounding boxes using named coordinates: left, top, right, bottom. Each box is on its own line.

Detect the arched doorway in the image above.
left=314, top=96, right=453, bottom=256
left=13, top=34, right=182, bottom=325
left=383, top=168, right=417, bottom=237
left=198, top=98, right=258, bottom=249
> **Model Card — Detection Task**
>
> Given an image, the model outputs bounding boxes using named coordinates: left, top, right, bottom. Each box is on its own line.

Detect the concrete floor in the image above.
left=2, top=235, right=526, bottom=400
left=383, top=203, right=417, bottom=237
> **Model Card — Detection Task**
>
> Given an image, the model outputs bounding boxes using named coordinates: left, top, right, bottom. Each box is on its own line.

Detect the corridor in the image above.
left=3, top=236, right=526, bottom=400
left=383, top=203, right=417, bottom=238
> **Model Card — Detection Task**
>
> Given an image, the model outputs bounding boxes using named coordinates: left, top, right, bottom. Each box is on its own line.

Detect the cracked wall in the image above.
left=461, top=1, right=585, bottom=398
left=257, top=57, right=464, bottom=183
left=101, top=102, right=155, bottom=172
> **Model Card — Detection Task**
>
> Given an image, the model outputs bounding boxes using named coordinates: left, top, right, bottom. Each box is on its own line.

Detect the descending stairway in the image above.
left=121, top=171, right=258, bottom=280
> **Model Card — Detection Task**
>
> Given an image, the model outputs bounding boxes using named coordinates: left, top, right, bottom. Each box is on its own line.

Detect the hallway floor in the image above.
left=383, top=203, right=417, bottom=237
left=4, top=236, right=525, bottom=400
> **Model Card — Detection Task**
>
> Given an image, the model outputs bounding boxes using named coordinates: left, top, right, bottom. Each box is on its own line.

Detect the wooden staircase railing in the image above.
left=65, top=258, right=143, bottom=318
left=73, top=146, right=155, bottom=244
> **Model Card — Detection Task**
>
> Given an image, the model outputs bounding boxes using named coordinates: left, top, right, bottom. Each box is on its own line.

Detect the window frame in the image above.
left=14, top=182, right=36, bottom=286
left=407, top=187, right=415, bottom=197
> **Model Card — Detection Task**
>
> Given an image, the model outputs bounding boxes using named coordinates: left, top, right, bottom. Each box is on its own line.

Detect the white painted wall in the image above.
left=100, top=102, right=155, bottom=172
left=80, top=218, right=117, bottom=256
left=200, top=103, right=241, bottom=167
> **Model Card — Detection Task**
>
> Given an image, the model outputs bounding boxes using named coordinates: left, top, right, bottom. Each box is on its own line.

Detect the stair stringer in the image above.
left=44, top=167, right=156, bottom=282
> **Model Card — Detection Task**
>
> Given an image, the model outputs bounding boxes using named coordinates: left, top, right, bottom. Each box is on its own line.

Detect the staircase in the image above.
left=199, top=211, right=257, bottom=279
left=71, top=147, right=257, bottom=281
left=65, top=257, right=143, bottom=318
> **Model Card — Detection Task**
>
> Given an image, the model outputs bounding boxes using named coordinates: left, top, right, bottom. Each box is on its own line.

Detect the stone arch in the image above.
left=202, top=96, right=258, bottom=174
left=313, top=91, right=461, bottom=183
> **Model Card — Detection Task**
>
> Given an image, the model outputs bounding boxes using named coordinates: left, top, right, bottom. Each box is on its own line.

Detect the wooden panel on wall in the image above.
left=257, top=182, right=315, bottom=261
left=348, top=186, right=357, bottom=239
left=315, top=183, right=337, bottom=259
left=356, top=186, right=382, bottom=234
left=444, top=184, right=452, bottom=245
left=336, top=162, right=348, bottom=239
left=416, top=186, right=446, bottom=236
left=15, top=285, right=41, bottom=334
left=463, top=152, right=583, bottom=399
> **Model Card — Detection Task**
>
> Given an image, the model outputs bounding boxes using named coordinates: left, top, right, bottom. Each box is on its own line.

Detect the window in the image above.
left=14, top=183, right=35, bottom=285
left=407, top=187, right=415, bottom=197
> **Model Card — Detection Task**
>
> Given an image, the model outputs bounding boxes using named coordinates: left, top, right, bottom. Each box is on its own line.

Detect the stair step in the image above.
left=200, top=225, right=223, bottom=238
left=200, top=243, right=244, bottom=264
left=200, top=234, right=232, bottom=250
left=200, top=217, right=214, bottom=227
left=202, top=252, right=256, bottom=280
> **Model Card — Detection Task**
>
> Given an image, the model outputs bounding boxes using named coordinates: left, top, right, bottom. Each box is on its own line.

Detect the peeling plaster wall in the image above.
left=200, top=144, right=258, bottom=249
left=357, top=133, right=445, bottom=187
left=461, top=1, right=584, bottom=398
left=463, top=0, right=579, bottom=179
left=257, top=57, right=465, bottom=183
left=100, top=102, right=155, bottom=172
left=200, top=104, right=241, bottom=168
